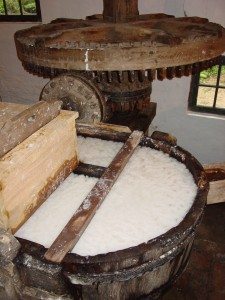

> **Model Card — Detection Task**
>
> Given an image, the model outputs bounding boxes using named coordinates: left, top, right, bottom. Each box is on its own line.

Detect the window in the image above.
left=189, top=56, right=225, bottom=115
left=0, top=0, right=41, bottom=22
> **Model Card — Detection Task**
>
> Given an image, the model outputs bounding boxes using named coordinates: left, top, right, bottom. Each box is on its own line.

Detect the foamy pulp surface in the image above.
left=16, top=142, right=197, bottom=257
left=77, top=136, right=123, bottom=167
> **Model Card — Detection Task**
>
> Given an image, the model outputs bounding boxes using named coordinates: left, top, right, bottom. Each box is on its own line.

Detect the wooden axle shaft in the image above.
left=103, top=0, right=139, bottom=22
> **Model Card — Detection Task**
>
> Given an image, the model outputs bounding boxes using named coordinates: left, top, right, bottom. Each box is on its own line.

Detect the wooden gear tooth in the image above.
left=157, top=68, right=167, bottom=81
left=166, top=67, right=176, bottom=80
left=175, top=66, right=185, bottom=78
left=107, top=71, right=113, bottom=83
left=147, top=69, right=156, bottom=82
left=128, top=70, right=136, bottom=83
left=118, top=71, right=124, bottom=83
left=184, top=65, right=193, bottom=77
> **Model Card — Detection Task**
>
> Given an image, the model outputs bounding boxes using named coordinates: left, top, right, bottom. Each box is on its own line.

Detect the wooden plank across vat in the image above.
left=44, top=130, right=143, bottom=263
left=0, top=109, right=79, bottom=232
left=0, top=101, right=61, bottom=158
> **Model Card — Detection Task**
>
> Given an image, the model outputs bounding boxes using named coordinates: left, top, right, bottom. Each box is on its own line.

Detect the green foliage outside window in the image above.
left=200, top=65, right=225, bottom=84
left=0, top=0, right=36, bottom=15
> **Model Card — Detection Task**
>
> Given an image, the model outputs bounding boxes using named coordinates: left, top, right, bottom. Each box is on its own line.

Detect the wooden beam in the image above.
left=44, top=130, right=143, bottom=263
left=76, top=122, right=130, bottom=142
left=74, top=162, right=106, bottom=178
left=0, top=101, right=61, bottom=158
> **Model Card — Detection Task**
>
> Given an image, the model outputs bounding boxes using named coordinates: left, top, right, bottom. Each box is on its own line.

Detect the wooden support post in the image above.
left=44, top=130, right=143, bottom=263
left=103, top=0, right=139, bottom=22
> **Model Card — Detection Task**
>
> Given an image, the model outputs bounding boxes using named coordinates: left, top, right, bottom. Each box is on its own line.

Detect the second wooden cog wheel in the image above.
left=41, top=75, right=109, bottom=123
left=15, top=0, right=225, bottom=130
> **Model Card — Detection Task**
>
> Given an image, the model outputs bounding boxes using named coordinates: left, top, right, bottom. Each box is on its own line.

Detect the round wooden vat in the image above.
left=15, top=135, right=209, bottom=299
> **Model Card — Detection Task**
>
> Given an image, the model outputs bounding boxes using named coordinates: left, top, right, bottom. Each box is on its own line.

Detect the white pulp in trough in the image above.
left=77, top=136, right=123, bottom=167
left=16, top=138, right=197, bottom=257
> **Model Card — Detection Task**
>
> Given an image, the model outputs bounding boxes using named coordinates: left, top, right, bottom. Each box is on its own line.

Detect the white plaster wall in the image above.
left=0, top=23, right=46, bottom=104
left=151, top=78, right=225, bottom=164
left=0, top=0, right=224, bottom=163
left=151, top=0, right=225, bottom=164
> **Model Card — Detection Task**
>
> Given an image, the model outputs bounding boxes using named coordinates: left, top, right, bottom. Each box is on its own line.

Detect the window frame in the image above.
left=188, top=56, right=225, bottom=116
left=0, top=0, right=41, bottom=22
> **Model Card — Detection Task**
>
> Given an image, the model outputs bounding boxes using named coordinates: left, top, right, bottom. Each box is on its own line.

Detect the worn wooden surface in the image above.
left=74, top=162, right=106, bottom=178
left=77, top=122, right=131, bottom=142
left=44, top=131, right=143, bottom=263
left=103, top=0, right=139, bottom=22
left=108, top=102, right=156, bottom=133
left=15, top=12, right=225, bottom=72
left=0, top=111, right=78, bottom=233
left=41, top=75, right=108, bottom=123
left=0, top=101, right=61, bottom=158
left=204, top=163, right=225, bottom=205
left=0, top=102, right=28, bottom=125
left=151, top=131, right=177, bottom=146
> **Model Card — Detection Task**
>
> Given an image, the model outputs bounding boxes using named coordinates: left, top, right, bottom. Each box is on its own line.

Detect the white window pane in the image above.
left=197, top=86, right=215, bottom=107
left=216, top=88, right=225, bottom=109
left=219, top=66, right=225, bottom=86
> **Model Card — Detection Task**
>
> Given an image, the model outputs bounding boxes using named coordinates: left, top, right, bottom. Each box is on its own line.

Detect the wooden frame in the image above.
left=188, top=56, right=225, bottom=115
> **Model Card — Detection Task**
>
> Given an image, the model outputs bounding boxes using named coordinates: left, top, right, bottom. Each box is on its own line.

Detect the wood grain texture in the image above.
left=74, top=162, right=106, bottom=178
left=0, top=101, right=62, bottom=158
left=15, top=13, right=225, bottom=71
left=44, top=130, right=143, bottom=263
left=103, top=0, right=139, bottom=22
left=77, top=122, right=131, bottom=142
left=204, top=163, right=225, bottom=205
left=0, top=111, right=78, bottom=232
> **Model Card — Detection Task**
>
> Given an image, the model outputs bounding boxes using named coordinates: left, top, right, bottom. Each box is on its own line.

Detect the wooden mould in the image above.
left=0, top=102, right=79, bottom=233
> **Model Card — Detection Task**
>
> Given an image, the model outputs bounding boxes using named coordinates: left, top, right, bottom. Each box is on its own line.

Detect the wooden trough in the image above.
left=12, top=124, right=209, bottom=299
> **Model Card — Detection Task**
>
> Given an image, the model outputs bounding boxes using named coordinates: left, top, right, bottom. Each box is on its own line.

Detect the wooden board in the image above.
left=204, top=163, right=225, bottom=205
left=0, top=101, right=61, bottom=158
left=0, top=110, right=79, bottom=233
left=74, top=162, right=106, bottom=178
left=77, top=122, right=131, bottom=142
left=44, top=130, right=143, bottom=263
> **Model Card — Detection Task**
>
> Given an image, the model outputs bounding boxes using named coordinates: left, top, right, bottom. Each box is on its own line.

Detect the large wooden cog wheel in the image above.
left=40, top=75, right=109, bottom=123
